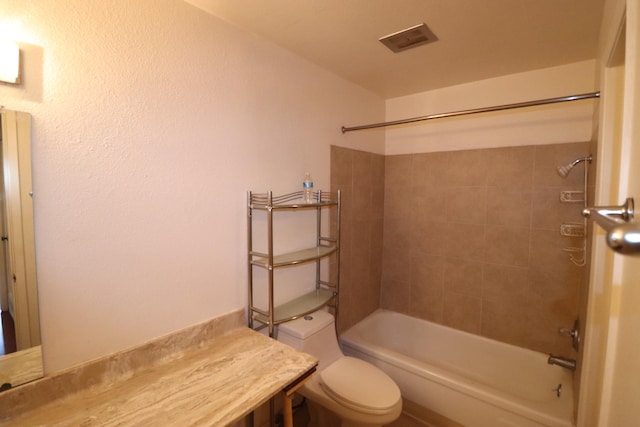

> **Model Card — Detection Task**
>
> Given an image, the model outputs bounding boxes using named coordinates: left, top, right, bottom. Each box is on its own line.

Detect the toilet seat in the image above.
left=319, top=356, right=401, bottom=415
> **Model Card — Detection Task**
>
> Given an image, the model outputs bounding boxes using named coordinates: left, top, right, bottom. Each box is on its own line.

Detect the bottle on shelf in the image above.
left=303, top=173, right=314, bottom=203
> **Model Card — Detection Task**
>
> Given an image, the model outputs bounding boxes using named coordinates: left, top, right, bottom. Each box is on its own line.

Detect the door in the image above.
left=599, top=1, right=640, bottom=424
left=578, top=1, right=640, bottom=425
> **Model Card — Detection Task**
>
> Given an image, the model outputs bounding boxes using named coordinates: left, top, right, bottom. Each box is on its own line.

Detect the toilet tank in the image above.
left=277, top=310, right=343, bottom=371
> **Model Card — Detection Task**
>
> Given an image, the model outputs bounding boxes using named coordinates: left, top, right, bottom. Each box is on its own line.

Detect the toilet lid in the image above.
left=319, top=357, right=401, bottom=414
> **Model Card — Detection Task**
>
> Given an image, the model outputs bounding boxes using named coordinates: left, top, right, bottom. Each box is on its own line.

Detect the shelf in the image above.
left=253, top=288, right=335, bottom=326
left=251, top=245, right=337, bottom=268
left=249, top=191, right=339, bottom=210
left=247, top=189, right=340, bottom=337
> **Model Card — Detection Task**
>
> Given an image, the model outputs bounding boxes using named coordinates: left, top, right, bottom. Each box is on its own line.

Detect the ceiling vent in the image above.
left=379, top=23, right=438, bottom=53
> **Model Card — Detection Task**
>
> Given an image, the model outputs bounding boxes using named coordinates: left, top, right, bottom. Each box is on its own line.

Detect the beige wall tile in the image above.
left=371, top=154, right=386, bottom=216
left=533, top=142, right=591, bottom=188
left=385, top=154, right=413, bottom=189
left=529, top=268, right=581, bottom=316
left=445, top=187, right=487, bottom=224
left=413, top=152, right=448, bottom=188
left=351, top=234, right=371, bottom=277
left=409, top=288, right=443, bottom=323
left=484, top=225, right=531, bottom=267
left=412, top=255, right=445, bottom=286
left=331, top=146, right=385, bottom=333
left=381, top=278, right=411, bottom=313
left=413, top=188, right=448, bottom=223
left=531, top=188, right=585, bottom=231
left=331, top=146, right=353, bottom=188
left=443, top=223, right=485, bottom=261
left=530, top=229, right=584, bottom=279
left=353, top=150, right=374, bottom=185
left=481, top=299, right=530, bottom=348
left=337, top=246, right=353, bottom=332
left=486, top=146, right=535, bottom=188
left=444, top=258, right=483, bottom=298
left=382, top=243, right=412, bottom=283
left=442, top=149, right=489, bottom=187
left=517, top=308, right=574, bottom=355
left=352, top=188, right=373, bottom=220
left=482, top=263, right=530, bottom=303
left=370, top=216, right=384, bottom=263
left=383, top=216, right=413, bottom=253
left=411, top=218, right=447, bottom=256
left=485, top=188, right=532, bottom=227
left=338, top=186, right=353, bottom=226
left=384, top=185, right=414, bottom=220
left=410, top=255, right=445, bottom=322
left=443, top=292, right=482, bottom=334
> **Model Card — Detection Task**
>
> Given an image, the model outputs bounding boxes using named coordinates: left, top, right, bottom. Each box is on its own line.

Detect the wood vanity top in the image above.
left=0, top=310, right=317, bottom=426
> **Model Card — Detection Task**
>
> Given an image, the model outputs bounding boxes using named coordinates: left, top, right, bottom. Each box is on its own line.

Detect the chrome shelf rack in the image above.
left=247, top=190, right=341, bottom=337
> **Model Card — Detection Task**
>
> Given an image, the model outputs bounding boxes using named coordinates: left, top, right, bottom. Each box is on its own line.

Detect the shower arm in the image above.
left=583, top=198, right=640, bottom=256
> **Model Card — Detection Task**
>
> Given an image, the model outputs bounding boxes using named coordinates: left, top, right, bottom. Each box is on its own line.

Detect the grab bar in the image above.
left=582, top=198, right=640, bottom=256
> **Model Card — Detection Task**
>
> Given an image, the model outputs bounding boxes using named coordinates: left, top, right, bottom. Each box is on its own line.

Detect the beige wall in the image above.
left=0, top=0, right=384, bottom=372
left=385, top=61, right=596, bottom=155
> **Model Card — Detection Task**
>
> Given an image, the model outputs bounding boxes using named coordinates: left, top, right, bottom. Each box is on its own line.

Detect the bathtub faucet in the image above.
left=548, top=355, right=576, bottom=371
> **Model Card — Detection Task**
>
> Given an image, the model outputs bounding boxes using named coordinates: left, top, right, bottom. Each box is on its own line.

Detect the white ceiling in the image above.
left=184, top=0, right=605, bottom=99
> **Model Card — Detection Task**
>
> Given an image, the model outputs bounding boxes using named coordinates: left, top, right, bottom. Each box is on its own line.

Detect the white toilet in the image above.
left=278, top=310, right=402, bottom=427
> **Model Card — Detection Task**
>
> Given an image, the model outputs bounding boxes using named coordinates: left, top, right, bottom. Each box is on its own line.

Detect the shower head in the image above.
left=557, top=155, right=592, bottom=178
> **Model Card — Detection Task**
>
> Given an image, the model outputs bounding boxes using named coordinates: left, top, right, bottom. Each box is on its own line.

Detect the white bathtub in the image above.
left=339, top=309, right=574, bottom=427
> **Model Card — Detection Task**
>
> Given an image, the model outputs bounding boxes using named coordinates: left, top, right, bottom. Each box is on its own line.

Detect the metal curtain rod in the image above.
left=341, top=91, right=600, bottom=133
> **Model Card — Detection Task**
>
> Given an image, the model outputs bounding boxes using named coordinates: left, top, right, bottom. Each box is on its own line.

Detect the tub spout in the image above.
left=548, top=355, right=576, bottom=371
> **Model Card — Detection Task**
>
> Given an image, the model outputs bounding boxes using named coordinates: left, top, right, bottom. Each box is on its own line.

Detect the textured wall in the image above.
left=0, top=0, right=384, bottom=372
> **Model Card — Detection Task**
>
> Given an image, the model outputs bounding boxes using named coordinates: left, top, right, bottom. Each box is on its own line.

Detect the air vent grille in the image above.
left=379, top=23, right=438, bottom=53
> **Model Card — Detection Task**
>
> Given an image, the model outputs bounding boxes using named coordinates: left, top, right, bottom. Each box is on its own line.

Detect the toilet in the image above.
left=278, top=310, right=402, bottom=427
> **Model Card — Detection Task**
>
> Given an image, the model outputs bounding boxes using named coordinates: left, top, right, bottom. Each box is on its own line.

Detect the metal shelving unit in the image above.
left=247, top=190, right=341, bottom=337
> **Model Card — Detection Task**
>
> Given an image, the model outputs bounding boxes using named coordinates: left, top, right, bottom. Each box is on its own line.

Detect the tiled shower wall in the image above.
left=332, top=142, right=590, bottom=356
left=330, top=146, right=385, bottom=333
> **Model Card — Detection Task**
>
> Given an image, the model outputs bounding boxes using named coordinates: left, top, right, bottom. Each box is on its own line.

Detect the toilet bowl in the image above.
left=278, top=310, right=402, bottom=427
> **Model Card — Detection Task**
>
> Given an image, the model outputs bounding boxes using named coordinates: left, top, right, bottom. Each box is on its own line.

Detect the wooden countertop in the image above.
left=0, top=310, right=317, bottom=426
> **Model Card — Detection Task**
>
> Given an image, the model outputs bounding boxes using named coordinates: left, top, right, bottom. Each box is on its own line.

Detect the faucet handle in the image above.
left=552, top=383, right=562, bottom=398
left=558, top=327, right=577, bottom=338
left=558, top=320, right=580, bottom=351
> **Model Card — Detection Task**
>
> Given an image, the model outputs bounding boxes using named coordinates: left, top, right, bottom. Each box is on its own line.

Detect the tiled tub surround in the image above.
left=381, top=142, right=590, bottom=356
left=330, top=146, right=386, bottom=333
left=0, top=309, right=317, bottom=426
left=330, top=142, right=590, bottom=356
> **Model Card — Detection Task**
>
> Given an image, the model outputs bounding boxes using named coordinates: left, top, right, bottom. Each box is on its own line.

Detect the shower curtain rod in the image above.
left=341, top=91, right=600, bottom=133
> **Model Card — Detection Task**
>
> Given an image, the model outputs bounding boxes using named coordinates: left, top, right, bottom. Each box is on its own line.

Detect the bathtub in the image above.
left=339, top=309, right=574, bottom=427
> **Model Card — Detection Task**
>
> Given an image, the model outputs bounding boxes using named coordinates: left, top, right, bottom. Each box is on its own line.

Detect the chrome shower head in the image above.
left=557, top=155, right=592, bottom=178
left=557, top=162, right=577, bottom=177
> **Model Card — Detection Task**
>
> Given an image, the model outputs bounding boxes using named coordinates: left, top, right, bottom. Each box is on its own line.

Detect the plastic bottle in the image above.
left=303, top=172, right=314, bottom=203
